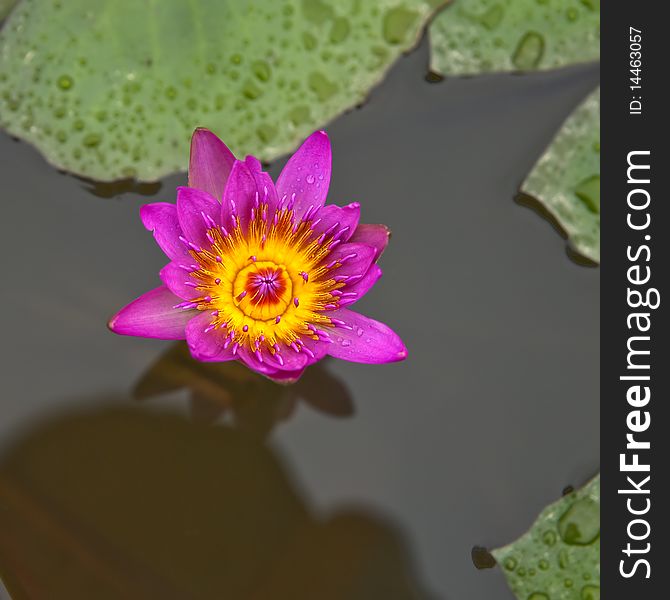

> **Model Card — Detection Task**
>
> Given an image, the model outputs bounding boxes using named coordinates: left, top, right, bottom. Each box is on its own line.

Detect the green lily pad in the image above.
left=492, top=474, right=600, bottom=600
left=0, top=0, right=445, bottom=182
left=429, top=0, right=600, bottom=76
left=522, top=87, right=600, bottom=262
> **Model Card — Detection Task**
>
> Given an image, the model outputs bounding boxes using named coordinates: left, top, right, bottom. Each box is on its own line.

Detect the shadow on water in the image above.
left=134, top=342, right=355, bottom=439
left=515, top=192, right=599, bottom=268
left=74, top=175, right=163, bottom=199
left=0, top=398, right=435, bottom=600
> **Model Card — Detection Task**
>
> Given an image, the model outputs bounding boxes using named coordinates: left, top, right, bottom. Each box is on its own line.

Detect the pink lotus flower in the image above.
left=109, top=129, right=407, bottom=382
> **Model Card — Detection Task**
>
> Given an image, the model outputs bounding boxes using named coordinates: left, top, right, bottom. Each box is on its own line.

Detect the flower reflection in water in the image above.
left=133, top=341, right=354, bottom=438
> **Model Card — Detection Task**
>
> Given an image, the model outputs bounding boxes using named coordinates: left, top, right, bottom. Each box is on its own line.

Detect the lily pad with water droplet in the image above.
left=521, top=87, right=600, bottom=263
left=492, top=474, right=600, bottom=600
left=0, top=0, right=446, bottom=182
left=428, top=0, right=600, bottom=76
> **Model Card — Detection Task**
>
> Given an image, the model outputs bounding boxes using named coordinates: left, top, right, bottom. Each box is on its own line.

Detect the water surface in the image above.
left=0, top=39, right=599, bottom=599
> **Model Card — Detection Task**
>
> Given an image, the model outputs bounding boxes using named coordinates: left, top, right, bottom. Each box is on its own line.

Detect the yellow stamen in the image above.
left=187, top=204, right=343, bottom=352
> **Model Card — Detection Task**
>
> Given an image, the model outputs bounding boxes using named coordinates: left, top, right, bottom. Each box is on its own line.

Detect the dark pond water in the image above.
left=0, top=38, right=599, bottom=599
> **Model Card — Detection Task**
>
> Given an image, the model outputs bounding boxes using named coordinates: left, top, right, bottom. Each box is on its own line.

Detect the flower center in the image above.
left=179, top=199, right=348, bottom=356
left=233, top=261, right=292, bottom=320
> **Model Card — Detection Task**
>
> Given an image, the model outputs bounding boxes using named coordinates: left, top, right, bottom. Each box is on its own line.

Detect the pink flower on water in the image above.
left=109, top=129, right=407, bottom=382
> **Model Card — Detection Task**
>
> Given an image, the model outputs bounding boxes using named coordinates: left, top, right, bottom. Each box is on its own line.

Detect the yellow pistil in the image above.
left=186, top=204, right=343, bottom=353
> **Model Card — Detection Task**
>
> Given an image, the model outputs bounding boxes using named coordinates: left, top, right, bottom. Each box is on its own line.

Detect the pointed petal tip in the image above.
left=107, top=286, right=192, bottom=340
left=190, top=127, right=222, bottom=145
left=349, top=224, right=391, bottom=260
left=233, top=157, right=251, bottom=171
left=244, top=154, right=263, bottom=171
left=107, top=313, right=120, bottom=333
left=276, top=131, right=332, bottom=219
left=139, top=202, right=164, bottom=231
left=188, top=129, right=236, bottom=200
left=325, top=308, right=406, bottom=364
left=306, top=129, right=330, bottom=147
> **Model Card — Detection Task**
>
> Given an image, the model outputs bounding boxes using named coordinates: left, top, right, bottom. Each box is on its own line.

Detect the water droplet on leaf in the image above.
left=575, top=175, right=600, bottom=213
left=542, top=530, right=557, bottom=546
left=504, top=557, right=517, bottom=571
left=558, top=497, right=600, bottom=545
left=581, top=584, right=600, bottom=600
left=83, top=132, right=102, bottom=147
left=329, top=17, right=351, bottom=44
left=480, top=4, right=504, bottom=30
left=242, top=82, right=263, bottom=100
left=383, top=7, right=419, bottom=45
left=512, top=31, right=545, bottom=70
left=301, top=0, right=334, bottom=24
left=308, top=72, right=337, bottom=101
left=252, top=60, right=271, bottom=82
left=57, top=75, right=73, bottom=90
left=302, top=32, right=317, bottom=50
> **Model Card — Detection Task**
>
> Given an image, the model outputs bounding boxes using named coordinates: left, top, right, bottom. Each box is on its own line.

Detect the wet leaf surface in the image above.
left=492, top=475, right=600, bottom=600
left=521, top=88, right=600, bottom=262
left=0, top=0, right=444, bottom=182
left=429, top=0, right=600, bottom=76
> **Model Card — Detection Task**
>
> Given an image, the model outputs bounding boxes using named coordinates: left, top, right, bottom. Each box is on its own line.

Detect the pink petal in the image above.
left=349, top=224, right=390, bottom=260
left=298, top=336, right=330, bottom=363
left=325, top=308, right=407, bottom=364
left=160, top=262, right=199, bottom=300
left=311, top=202, right=360, bottom=242
left=244, top=155, right=263, bottom=172
left=188, top=128, right=236, bottom=201
left=221, top=160, right=258, bottom=232
left=176, top=186, right=221, bottom=250
left=140, top=203, right=190, bottom=262
left=185, top=312, right=237, bottom=362
left=245, top=155, right=280, bottom=216
left=238, top=345, right=309, bottom=379
left=276, top=131, right=331, bottom=220
left=338, top=264, right=382, bottom=307
left=265, top=368, right=306, bottom=383
left=324, top=242, right=376, bottom=281
left=108, top=286, right=193, bottom=340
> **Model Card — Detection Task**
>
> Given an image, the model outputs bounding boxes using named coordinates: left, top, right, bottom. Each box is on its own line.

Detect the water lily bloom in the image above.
left=109, top=129, right=407, bottom=381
